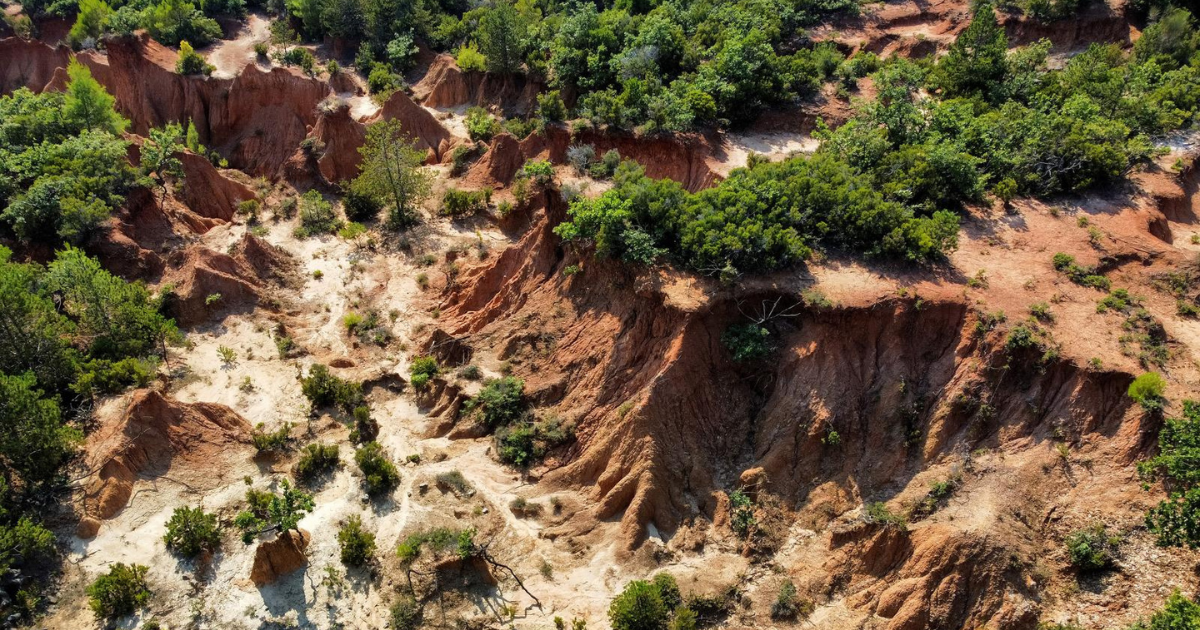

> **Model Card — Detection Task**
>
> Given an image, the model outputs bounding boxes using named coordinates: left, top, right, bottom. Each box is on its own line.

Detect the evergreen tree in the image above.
left=479, top=2, right=526, bottom=74
left=933, top=1, right=1008, bottom=101
left=62, top=59, right=126, bottom=134
left=350, top=119, right=432, bottom=230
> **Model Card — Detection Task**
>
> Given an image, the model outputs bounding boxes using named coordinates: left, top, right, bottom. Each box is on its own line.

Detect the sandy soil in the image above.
left=206, top=14, right=271, bottom=80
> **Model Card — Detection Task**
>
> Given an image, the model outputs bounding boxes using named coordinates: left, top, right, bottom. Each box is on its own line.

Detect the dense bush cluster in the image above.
left=1, top=62, right=133, bottom=245
left=609, top=573, right=695, bottom=630
left=162, top=506, right=222, bottom=558
left=66, top=0, right=228, bottom=48
left=557, top=6, right=1200, bottom=275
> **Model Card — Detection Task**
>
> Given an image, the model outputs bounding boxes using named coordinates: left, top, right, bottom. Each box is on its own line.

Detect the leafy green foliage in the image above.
left=722, top=324, right=772, bottom=362
left=465, top=107, right=501, bottom=142
left=609, top=574, right=686, bottom=630
left=354, top=441, right=400, bottom=495
left=294, top=442, right=340, bottom=483
left=175, top=40, right=214, bottom=75
left=495, top=416, right=573, bottom=467
left=295, top=190, right=342, bottom=237
left=729, top=489, right=755, bottom=537
left=1065, top=523, right=1119, bottom=571
left=456, top=41, right=486, bottom=71
left=408, top=356, right=439, bottom=389
left=87, top=563, right=150, bottom=620
left=440, top=188, right=490, bottom=217
left=1140, top=400, right=1200, bottom=548
left=1127, top=591, right=1200, bottom=630
left=350, top=119, right=432, bottom=230
left=464, top=376, right=526, bottom=429
left=163, top=506, right=221, bottom=558
left=234, top=481, right=314, bottom=543
left=556, top=156, right=959, bottom=275
left=300, top=364, right=364, bottom=412
left=1128, top=372, right=1167, bottom=412
left=337, top=515, right=376, bottom=567
left=0, top=64, right=134, bottom=244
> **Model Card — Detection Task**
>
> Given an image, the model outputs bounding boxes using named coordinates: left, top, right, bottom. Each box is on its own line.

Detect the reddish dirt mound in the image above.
left=436, top=192, right=1147, bottom=556
left=250, top=529, right=311, bottom=586
left=413, top=54, right=543, bottom=114
left=6, top=32, right=331, bottom=176
left=312, top=100, right=366, bottom=182
left=826, top=522, right=1039, bottom=629
left=177, top=152, right=257, bottom=222
left=0, top=37, right=69, bottom=94
left=162, top=235, right=294, bottom=326
left=374, top=89, right=453, bottom=162
left=463, top=126, right=721, bottom=192
left=82, top=390, right=252, bottom=521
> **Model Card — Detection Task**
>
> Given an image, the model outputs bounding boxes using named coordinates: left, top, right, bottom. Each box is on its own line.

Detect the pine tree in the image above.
left=479, top=2, right=526, bottom=74
left=350, top=119, right=432, bottom=230
left=62, top=59, right=126, bottom=134
left=933, top=1, right=1008, bottom=101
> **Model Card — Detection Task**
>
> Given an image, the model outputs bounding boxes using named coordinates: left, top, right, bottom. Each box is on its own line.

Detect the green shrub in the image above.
left=409, top=356, right=439, bottom=389
left=294, top=442, right=340, bottom=483
left=1128, top=372, right=1167, bottom=412
left=1140, top=399, right=1200, bottom=549
left=520, top=159, right=555, bottom=186
left=495, top=416, right=573, bottom=467
left=729, top=489, right=755, bottom=537
left=175, top=41, right=214, bottom=75
left=355, top=442, right=400, bottom=495
left=233, top=480, right=314, bottom=543
left=1127, top=590, right=1200, bottom=630
left=464, top=376, right=526, bottom=428
left=770, top=579, right=811, bottom=620
left=251, top=422, right=292, bottom=453
left=440, top=188, right=491, bottom=216
left=390, top=595, right=422, bottom=630
left=162, top=506, right=221, bottom=558
left=337, top=515, right=376, bottom=567
left=295, top=190, right=341, bottom=237
left=537, top=90, right=567, bottom=122
left=343, top=188, right=381, bottom=222
left=609, top=580, right=670, bottom=630
left=350, top=405, right=379, bottom=443
left=434, top=470, right=473, bottom=495
left=456, top=41, right=486, bottom=71
left=865, top=502, right=907, bottom=529
left=87, top=563, right=150, bottom=620
left=1065, top=523, right=1119, bottom=571
left=465, top=107, right=500, bottom=142
left=722, top=324, right=772, bottom=362
left=300, top=364, right=364, bottom=412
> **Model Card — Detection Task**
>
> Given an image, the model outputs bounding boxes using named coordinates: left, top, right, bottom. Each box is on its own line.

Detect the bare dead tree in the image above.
left=736, top=295, right=804, bottom=326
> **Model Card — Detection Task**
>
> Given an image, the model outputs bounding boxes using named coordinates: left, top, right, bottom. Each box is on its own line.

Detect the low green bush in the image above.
left=338, top=515, right=377, bottom=567
left=409, top=356, right=439, bottom=389
left=300, top=364, right=364, bottom=412
left=355, top=442, right=400, bottom=495
left=87, top=563, right=150, bottom=620
left=1128, top=372, right=1167, bottom=412
left=294, top=442, right=340, bottom=483
left=1065, top=523, right=1119, bottom=571
left=722, top=324, right=772, bottom=362
left=162, top=506, right=221, bottom=558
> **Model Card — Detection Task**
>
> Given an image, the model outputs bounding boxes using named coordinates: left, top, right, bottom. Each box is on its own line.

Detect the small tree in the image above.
left=63, top=59, right=126, bottom=134
left=337, top=515, right=377, bottom=567
left=234, top=480, right=314, bottom=543
left=1065, top=523, right=1119, bottom=571
left=175, top=40, right=214, bottom=75
left=87, top=563, right=150, bottom=620
left=140, top=123, right=186, bottom=206
left=351, top=119, right=432, bottom=230
left=478, top=2, right=526, bottom=74
left=163, top=506, right=221, bottom=558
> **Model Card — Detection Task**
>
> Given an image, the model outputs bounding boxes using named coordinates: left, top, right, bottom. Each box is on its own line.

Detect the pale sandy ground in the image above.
left=207, top=14, right=271, bottom=80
